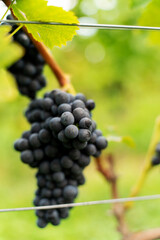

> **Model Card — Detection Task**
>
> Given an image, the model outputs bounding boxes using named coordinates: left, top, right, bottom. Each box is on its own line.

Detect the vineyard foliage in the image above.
left=12, top=0, right=79, bottom=48
left=1, top=0, right=160, bottom=239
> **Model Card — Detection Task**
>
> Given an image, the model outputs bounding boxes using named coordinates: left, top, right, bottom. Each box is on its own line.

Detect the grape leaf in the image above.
left=0, top=69, right=18, bottom=102
left=139, top=0, right=160, bottom=45
left=0, top=26, right=23, bottom=102
left=12, top=0, right=79, bottom=48
left=0, top=25, right=24, bottom=69
left=130, top=0, right=152, bottom=8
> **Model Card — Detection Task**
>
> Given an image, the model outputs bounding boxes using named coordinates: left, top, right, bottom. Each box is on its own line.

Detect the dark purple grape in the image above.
left=73, top=108, right=87, bottom=122
left=96, top=136, right=108, bottom=149
left=58, top=104, right=72, bottom=115
left=49, top=117, right=63, bottom=133
left=64, top=125, right=78, bottom=139
left=50, top=159, right=61, bottom=172
left=86, top=99, right=95, bottom=110
left=52, top=188, right=62, bottom=198
left=78, top=129, right=91, bottom=142
left=79, top=117, right=92, bottom=129
left=39, top=162, right=50, bottom=174
left=37, top=218, right=48, bottom=228
left=21, top=150, right=33, bottom=164
left=14, top=139, right=29, bottom=151
left=75, top=93, right=86, bottom=103
left=52, top=172, right=65, bottom=182
left=61, top=156, right=73, bottom=168
left=55, top=91, right=70, bottom=105
left=38, top=129, right=51, bottom=143
left=61, top=112, right=74, bottom=126
left=72, top=100, right=85, bottom=110
left=69, top=149, right=81, bottom=160
left=33, top=149, right=44, bottom=162
left=63, top=185, right=78, bottom=200
left=29, top=133, right=41, bottom=148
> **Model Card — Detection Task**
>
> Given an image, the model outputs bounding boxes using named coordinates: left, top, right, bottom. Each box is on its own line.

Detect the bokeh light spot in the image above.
left=94, top=0, right=117, bottom=11
left=80, top=0, right=98, bottom=16
left=47, top=0, right=78, bottom=11
left=85, top=42, right=105, bottom=63
left=78, top=17, right=98, bottom=38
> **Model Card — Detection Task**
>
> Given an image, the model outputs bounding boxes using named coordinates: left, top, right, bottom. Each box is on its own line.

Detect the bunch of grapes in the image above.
left=152, top=143, right=160, bottom=166
left=14, top=89, right=108, bottom=228
left=7, top=15, right=46, bottom=99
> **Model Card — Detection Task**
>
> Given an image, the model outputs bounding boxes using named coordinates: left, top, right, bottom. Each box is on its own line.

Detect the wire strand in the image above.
left=1, top=194, right=160, bottom=213
left=0, top=20, right=160, bottom=31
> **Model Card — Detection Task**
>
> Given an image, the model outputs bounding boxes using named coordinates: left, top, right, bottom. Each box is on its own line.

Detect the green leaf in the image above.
left=130, top=0, right=152, bottom=8
left=12, top=0, right=79, bottom=48
left=107, top=135, right=135, bottom=148
left=139, top=0, right=160, bottom=45
left=0, top=26, right=23, bottom=102
left=0, top=69, right=18, bottom=102
left=0, top=25, right=24, bottom=69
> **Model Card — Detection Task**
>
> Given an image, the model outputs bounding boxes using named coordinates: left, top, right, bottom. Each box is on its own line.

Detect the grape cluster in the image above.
left=7, top=15, right=46, bottom=99
left=152, top=143, right=160, bottom=166
left=14, top=89, right=108, bottom=228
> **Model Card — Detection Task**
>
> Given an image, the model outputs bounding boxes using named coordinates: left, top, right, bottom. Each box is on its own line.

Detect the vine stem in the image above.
left=127, top=228, right=160, bottom=240
left=125, top=116, right=160, bottom=209
left=0, top=0, right=15, bottom=20
left=96, top=155, right=160, bottom=240
left=2, top=0, right=76, bottom=94
left=7, top=24, right=23, bottom=39
left=96, top=155, right=131, bottom=239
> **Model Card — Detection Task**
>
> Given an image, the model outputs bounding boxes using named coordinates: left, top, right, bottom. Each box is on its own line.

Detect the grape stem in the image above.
left=0, top=0, right=15, bottom=20
left=96, top=155, right=160, bottom=240
left=8, top=24, right=23, bottom=39
left=127, top=229, right=160, bottom=240
left=125, top=116, right=160, bottom=209
left=2, top=0, right=76, bottom=94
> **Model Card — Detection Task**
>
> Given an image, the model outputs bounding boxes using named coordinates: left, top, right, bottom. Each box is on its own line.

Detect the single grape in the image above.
left=37, top=218, right=48, bottom=228
left=29, top=133, right=41, bottom=148
left=38, top=129, right=51, bottom=143
left=72, top=100, right=85, bottom=110
left=86, top=99, right=95, bottom=110
left=75, top=93, right=86, bottom=103
left=33, top=149, right=44, bottom=162
left=61, top=112, right=74, bottom=126
left=49, top=117, right=63, bottom=133
left=73, top=108, right=87, bottom=122
left=78, top=129, right=91, bottom=142
left=21, top=150, right=34, bottom=164
left=50, top=159, right=62, bottom=172
left=39, top=162, right=50, bottom=174
left=58, top=104, right=71, bottom=115
left=61, top=156, right=73, bottom=168
left=79, top=117, right=92, bottom=129
left=55, top=92, right=70, bottom=105
left=63, top=185, right=78, bottom=200
left=64, top=125, right=78, bottom=139
left=52, top=188, right=62, bottom=198
left=52, top=172, right=65, bottom=182
left=96, top=136, right=108, bottom=149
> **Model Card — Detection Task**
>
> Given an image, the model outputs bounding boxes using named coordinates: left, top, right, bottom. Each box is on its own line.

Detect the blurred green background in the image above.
left=1, top=0, right=160, bottom=239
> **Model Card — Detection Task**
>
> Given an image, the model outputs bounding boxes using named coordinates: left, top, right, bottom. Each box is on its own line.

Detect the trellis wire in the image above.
left=0, top=15, right=159, bottom=216
left=1, top=194, right=160, bottom=213
left=0, top=20, right=160, bottom=31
